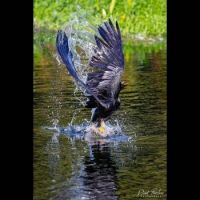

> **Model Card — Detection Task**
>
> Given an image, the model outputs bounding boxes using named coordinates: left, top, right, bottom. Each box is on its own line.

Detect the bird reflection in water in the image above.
left=82, top=142, right=118, bottom=200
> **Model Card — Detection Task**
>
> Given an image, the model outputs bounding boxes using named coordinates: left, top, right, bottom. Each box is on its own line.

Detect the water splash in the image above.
left=52, top=9, right=99, bottom=127
left=45, top=120, right=134, bottom=145
left=57, top=9, right=97, bottom=94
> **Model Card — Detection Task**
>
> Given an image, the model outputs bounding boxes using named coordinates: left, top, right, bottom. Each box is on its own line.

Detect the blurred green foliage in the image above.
left=34, top=0, right=166, bottom=37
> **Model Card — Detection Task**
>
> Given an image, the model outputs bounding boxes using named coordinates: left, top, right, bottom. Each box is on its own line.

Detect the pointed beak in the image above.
left=121, top=81, right=128, bottom=89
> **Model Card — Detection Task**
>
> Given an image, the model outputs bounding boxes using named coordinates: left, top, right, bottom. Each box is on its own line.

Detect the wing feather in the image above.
left=86, top=19, right=124, bottom=109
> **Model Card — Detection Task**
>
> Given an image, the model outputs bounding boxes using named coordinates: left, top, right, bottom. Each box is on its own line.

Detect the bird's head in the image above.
left=120, top=81, right=128, bottom=90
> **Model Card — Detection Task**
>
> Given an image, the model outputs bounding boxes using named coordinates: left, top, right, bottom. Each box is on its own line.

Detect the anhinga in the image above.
left=56, top=19, right=125, bottom=136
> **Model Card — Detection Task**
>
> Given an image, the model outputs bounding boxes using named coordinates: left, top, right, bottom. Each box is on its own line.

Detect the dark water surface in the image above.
left=34, top=32, right=166, bottom=200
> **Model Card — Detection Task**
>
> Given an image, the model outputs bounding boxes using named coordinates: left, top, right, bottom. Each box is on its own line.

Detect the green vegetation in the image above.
left=34, top=0, right=166, bottom=37
left=34, top=29, right=166, bottom=69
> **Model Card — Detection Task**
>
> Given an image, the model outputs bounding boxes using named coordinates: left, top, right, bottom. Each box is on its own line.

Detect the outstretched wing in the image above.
left=86, top=19, right=124, bottom=109
left=56, top=29, right=116, bottom=109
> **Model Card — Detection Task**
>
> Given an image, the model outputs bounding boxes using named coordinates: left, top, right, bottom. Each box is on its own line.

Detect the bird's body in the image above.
left=56, top=19, right=125, bottom=136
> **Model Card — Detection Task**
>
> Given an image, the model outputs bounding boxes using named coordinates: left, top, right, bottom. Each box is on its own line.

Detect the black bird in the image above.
left=56, top=19, right=125, bottom=135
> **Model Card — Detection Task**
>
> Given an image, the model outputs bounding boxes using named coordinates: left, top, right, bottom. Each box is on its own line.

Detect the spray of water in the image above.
left=62, top=11, right=97, bottom=85
left=52, top=10, right=98, bottom=127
